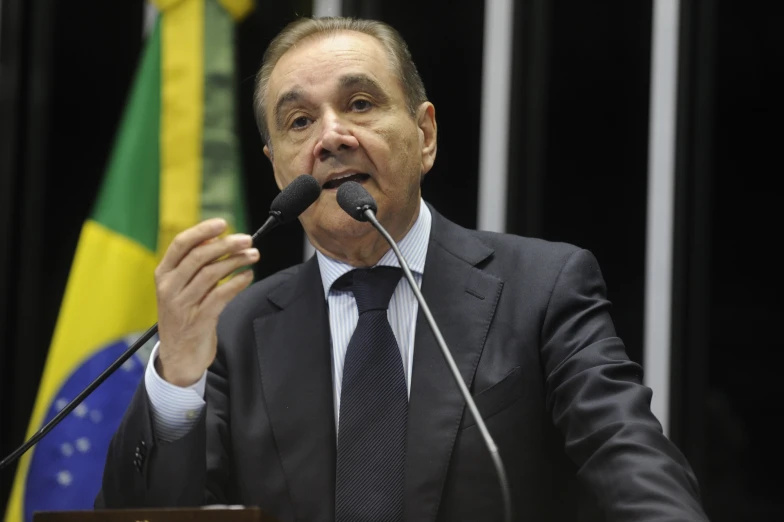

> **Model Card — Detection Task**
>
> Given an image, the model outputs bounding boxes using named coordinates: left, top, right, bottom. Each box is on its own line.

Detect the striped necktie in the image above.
left=334, top=266, right=407, bottom=522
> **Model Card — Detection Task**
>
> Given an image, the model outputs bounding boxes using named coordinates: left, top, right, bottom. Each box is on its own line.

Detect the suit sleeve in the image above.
left=540, top=248, right=709, bottom=521
left=96, top=343, right=235, bottom=508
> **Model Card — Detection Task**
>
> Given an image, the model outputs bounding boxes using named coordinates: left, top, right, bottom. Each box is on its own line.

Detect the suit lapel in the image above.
left=404, top=209, right=504, bottom=522
left=254, top=258, right=337, bottom=522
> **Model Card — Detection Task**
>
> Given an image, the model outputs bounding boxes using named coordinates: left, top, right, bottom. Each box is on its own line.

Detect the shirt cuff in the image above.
left=144, top=341, right=207, bottom=442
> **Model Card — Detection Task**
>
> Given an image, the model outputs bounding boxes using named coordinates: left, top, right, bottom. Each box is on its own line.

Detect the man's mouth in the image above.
left=323, top=173, right=370, bottom=190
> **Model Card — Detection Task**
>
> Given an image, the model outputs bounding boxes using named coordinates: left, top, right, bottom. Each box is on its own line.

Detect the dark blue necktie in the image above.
left=334, top=266, right=407, bottom=522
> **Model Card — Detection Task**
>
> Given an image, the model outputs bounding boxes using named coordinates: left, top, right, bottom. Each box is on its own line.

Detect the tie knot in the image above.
left=335, top=266, right=403, bottom=314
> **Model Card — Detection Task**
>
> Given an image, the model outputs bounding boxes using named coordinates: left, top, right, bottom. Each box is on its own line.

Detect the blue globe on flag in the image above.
left=23, top=334, right=150, bottom=521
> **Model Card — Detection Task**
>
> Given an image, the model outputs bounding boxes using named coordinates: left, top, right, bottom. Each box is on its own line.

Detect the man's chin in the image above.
left=307, top=211, right=376, bottom=247
left=326, top=213, right=375, bottom=239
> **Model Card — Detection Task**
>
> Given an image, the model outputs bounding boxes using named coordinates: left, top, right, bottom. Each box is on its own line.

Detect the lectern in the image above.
left=32, top=507, right=277, bottom=522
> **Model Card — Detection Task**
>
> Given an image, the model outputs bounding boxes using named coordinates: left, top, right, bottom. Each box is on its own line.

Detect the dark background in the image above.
left=1, top=1, right=781, bottom=519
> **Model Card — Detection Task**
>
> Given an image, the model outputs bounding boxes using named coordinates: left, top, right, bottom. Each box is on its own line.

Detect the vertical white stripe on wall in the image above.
left=477, top=0, right=515, bottom=232
left=303, top=232, right=316, bottom=261
left=644, top=0, right=681, bottom=437
left=313, top=0, right=342, bottom=18
left=143, top=2, right=158, bottom=39
left=303, top=0, right=344, bottom=261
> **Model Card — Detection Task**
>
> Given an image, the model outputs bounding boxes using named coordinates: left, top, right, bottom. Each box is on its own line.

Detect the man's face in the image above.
left=263, top=31, right=437, bottom=257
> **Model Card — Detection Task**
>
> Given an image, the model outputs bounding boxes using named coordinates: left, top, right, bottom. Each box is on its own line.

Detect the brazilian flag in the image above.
left=4, top=1, right=254, bottom=520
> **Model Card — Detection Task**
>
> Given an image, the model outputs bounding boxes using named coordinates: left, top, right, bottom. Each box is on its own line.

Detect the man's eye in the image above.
left=351, top=99, right=372, bottom=112
left=291, top=116, right=310, bottom=129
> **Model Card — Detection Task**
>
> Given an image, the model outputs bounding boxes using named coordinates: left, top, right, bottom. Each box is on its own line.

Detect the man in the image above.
left=98, top=16, right=709, bottom=522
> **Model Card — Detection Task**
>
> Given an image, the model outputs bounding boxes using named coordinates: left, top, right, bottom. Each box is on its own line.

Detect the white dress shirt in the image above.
left=145, top=199, right=432, bottom=441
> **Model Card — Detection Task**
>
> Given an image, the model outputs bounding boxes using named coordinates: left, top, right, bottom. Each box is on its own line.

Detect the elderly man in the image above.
left=98, top=16, right=709, bottom=522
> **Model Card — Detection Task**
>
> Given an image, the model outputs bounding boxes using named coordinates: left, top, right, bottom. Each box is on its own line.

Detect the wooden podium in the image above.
left=32, top=507, right=277, bottom=522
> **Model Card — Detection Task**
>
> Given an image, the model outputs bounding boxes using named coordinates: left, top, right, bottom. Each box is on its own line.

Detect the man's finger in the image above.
left=200, top=269, right=255, bottom=316
left=176, top=248, right=258, bottom=305
left=165, top=234, right=253, bottom=295
left=157, top=218, right=228, bottom=274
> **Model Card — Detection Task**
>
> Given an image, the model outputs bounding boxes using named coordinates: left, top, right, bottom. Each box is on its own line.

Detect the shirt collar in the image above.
left=316, top=198, right=431, bottom=298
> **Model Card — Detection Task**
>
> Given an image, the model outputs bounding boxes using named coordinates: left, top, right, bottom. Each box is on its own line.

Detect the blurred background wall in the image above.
left=0, top=0, right=781, bottom=520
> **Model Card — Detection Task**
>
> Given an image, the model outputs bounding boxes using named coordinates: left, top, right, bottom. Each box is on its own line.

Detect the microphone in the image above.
left=252, top=174, right=322, bottom=239
left=0, top=174, right=321, bottom=471
left=334, top=180, right=376, bottom=222
left=336, top=182, right=513, bottom=522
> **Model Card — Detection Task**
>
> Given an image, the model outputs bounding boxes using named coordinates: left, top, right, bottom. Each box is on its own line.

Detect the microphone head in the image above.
left=270, top=175, right=322, bottom=224
left=337, top=181, right=378, bottom=222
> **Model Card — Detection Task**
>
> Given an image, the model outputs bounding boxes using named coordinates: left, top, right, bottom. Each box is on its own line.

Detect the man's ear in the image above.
left=263, top=144, right=284, bottom=190
left=417, top=102, right=437, bottom=175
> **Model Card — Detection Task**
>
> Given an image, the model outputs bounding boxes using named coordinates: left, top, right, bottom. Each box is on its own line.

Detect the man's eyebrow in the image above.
left=273, top=76, right=391, bottom=130
left=338, top=74, right=390, bottom=104
left=274, top=88, right=304, bottom=130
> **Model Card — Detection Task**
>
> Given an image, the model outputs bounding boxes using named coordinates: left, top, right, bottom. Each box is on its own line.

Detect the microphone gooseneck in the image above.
left=335, top=181, right=513, bottom=522
left=0, top=175, right=322, bottom=471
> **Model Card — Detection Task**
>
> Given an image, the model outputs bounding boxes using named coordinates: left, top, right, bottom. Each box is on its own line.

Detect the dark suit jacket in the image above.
left=98, top=206, right=708, bottom=521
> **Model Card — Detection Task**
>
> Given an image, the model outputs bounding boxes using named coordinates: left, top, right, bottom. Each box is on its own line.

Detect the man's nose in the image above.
left=313, top=110, right=359, bottom=161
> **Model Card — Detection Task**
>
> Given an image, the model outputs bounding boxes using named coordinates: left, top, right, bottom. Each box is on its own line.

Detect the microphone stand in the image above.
left=0, top=173, right=321, bottom=470
left=0, top=214, right=283, bottom=471
left=0, top=323, right=158, bottom=470
left=363, top=209, right=513, bottom=522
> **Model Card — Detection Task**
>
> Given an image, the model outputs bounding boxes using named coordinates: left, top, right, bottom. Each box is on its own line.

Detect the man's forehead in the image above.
left=269, top=31, right=394, bottom=89
left=283, top=30, right=388, bottom=60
